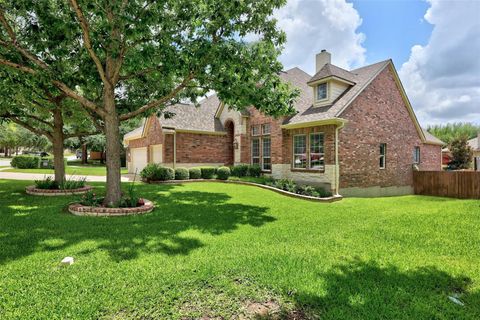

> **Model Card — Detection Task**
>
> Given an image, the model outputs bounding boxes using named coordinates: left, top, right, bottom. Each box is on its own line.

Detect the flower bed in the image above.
left=149, top=179, right=342, bottom=203
left=68, top=199, right=154, bottom=216
left=26, top=185, right=93, bottom=196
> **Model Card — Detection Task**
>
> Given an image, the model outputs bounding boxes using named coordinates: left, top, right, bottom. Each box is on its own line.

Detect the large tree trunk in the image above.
left=103, top=87, right=122, bottom=205
left=81, top=140, right=88, bottom=164
left=52, top=109, right=66, bottom=184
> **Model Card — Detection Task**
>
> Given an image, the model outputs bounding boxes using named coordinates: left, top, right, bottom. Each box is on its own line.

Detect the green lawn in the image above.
left=0, top=180, right=479, bottom=319
left=3, top=165, right=128, bottom=176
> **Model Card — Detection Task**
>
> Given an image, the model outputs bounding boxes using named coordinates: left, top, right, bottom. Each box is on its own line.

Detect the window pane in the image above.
left=263, top=157, right=271, bottom=171
left=262, top=137, right=271, bottom=171
left=252, top=125, right=260, bottom=136
left=262, top=124, right=271, bottom=135
left=294, top=135, right=306, bottom=154
left=317, top=83, right=327, bottom=100
left=293, top=135, right=307, bottom=168
left=379, top=143, right=386, bottom=168
left=310, top=133, right=324, bottom=170
left=253, top=138, right=260, bottom=166
left=262, top=137, right=271, bottom=157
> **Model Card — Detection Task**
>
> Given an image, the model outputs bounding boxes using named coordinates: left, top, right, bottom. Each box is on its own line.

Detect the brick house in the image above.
left=124, top=50, right=444, bottom=196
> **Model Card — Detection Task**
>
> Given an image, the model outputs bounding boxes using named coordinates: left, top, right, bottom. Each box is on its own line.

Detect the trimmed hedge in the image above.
left=231, top=164, right=249, bottom=177
left=216, top=166, right=231, bottom=180
left=248, top=165, right=262, bottom=177
left=189, top=167, right=202, bottom=179
left=140, top=164, right=174, bottom=181
left=174, top=167, right=189, bottom=180
left=200, top=166, right=216, bottom=179
left=11, top=155, right=40, bottom=169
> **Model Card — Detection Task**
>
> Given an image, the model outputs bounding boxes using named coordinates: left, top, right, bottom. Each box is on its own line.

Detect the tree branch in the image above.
left=5, top=116, right=53, bottom=140
left=69, top=0, right=109, bottom=86
left=119, top=73, right=194, bottom=121
left=118, top=66, right=162, bottom=81
left=65, top=129, right=102, bottom=139
left=0, top=58, right=36, bottom=74
left=0, top=10, right=49, bottom=70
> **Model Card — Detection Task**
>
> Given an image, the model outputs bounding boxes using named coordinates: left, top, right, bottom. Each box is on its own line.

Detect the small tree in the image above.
left=449, top=136, right=473, bottom=170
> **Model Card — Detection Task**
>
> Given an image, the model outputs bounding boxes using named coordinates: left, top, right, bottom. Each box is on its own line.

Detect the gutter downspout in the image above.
left=173, top=131, right=177, bottom=169
left=335, top=122, right=345, bottom=196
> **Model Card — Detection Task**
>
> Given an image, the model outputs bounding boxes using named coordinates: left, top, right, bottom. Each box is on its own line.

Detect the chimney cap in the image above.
left=321, top=49, right=326, bottom=52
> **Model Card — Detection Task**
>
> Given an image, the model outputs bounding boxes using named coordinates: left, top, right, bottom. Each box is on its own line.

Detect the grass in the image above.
left=3, top=164, right=128, bottom=176
left=0, top=180, right=479, bottom=319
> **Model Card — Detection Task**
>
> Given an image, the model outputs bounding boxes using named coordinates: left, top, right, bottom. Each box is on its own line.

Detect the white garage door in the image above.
left=130, top=147, right=148, bottom=174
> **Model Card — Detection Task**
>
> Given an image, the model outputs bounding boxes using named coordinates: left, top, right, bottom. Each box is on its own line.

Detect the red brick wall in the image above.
left=338, top=66, right=441, bottom=188
left=128, top=116, right=163, bottom=149
left=420, top=144, right=442, bottom=171
left=175, top=132, right=229, bottom=164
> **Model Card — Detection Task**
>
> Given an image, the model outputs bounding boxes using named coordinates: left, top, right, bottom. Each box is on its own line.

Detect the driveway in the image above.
left=0, top=158, right=12, bottom=167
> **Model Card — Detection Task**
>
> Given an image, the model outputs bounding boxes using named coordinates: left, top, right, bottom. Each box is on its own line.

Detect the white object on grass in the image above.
left=448, top=296, right=464, bottom=306
left=61, top=257, right=74, bottom=265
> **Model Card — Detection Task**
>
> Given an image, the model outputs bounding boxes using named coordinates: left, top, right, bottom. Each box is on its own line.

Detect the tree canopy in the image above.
left=427, top=122, right=480, bottom=145
left=0, top=0, right=297, bottom=204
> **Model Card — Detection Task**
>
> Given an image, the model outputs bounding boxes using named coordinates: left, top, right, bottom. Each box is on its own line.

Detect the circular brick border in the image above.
left=26, top=185, right=93, bottom=196
left=68, top=199, right=154, bottom=217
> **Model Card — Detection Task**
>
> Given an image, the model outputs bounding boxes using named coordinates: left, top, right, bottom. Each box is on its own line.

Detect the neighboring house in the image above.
left=467, top=133, right=480, bottom=171
left=442, top=147, right=453, bottom=167
left=124, top=50, right=444, bottom=196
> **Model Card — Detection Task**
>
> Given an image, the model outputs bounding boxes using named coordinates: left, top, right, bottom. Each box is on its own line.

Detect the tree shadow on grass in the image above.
left=292, top=259, right=480, bottom=319
left=0, top=182, right=275, bottom=263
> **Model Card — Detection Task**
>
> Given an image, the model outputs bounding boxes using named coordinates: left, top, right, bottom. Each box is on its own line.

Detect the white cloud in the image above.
left=275, top=0, right=366, bottom=74
left=399, top=0, right=480, bottom=125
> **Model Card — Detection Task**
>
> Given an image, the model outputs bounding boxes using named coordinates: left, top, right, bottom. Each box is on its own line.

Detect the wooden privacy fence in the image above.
left=413, top=171, right=480, bottom=199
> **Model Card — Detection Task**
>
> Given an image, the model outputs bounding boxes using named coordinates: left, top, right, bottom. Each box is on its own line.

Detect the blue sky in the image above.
left=274, top=0, right=480, bottom=125
left=352, top=0, right=433, bottom=66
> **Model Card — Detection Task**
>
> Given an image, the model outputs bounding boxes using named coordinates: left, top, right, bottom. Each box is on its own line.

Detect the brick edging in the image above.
left=149, top=179, right=343, bottom=202
left=68, top=199, right=154, bottom=217
left=25, top=185, right=93, bottom=196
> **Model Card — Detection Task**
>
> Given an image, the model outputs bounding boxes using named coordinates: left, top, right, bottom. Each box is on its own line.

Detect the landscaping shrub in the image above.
left=216, top=166, right=231, bottom=180
left=297, top=185, right=320, bottom=197
left=11, top=155, right=40, bottom=169
left=231, top=164, right=249, bottom=177
left=80, top=191, right=103, bottom=206
left=200, top=166, right=216, bottom=179
left=140, top=164, right=174, bottom=181
left=248, top=165, right=262, bottom=177
left=316, top=187, right=333, bottom=198
left=34, top=176, right=59, bottom=189
left=60, top=176, right=86, bottom=190
left=174, top=167, right=190, bottom=180
left=189, top=167, right=202, bottom=179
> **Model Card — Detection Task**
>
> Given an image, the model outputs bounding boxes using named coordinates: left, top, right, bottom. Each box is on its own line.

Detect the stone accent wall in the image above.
left=338, top=66, right=441, bottom=190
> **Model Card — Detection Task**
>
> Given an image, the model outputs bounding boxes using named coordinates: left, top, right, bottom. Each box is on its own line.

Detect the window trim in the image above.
left=292, top=134, right=308, bottom=170
left=261, top=136, right=271, bottom=171
left=308, top=132, right=325, bottom=171
left=316, top=82, right=329, bottom=102
left=379, top=143, right=387, bottom=169
left=251, top=125, right=260, bottom=136
left=413, top=146, right=421, bottom=164
left=250, top=123, right=272, bottom=172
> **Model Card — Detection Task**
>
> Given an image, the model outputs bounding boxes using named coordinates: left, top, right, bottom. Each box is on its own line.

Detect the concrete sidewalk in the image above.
left=0, top=170, right=135, bottom=182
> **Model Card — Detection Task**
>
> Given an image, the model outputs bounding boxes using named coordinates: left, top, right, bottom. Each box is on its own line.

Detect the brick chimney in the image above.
left=316, top=49, right=331, bottom=73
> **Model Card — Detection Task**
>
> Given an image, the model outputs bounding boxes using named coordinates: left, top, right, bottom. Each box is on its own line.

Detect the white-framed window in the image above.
left=252, top=125, right=260, bottom=136
left=413, top=146, right=420, bottom=164
left=379, top=143, right=387, bottom=169
left=252, top=137, right=260, bottom=165
left=262, top=137, right=271, bottom=171
left=262, top=123, right=271, bottom=135
left=309, top=133, right=325, bottom=170
left=316, top=83, right=328, bottom=101
left=293, top=134, right=307, bottom=169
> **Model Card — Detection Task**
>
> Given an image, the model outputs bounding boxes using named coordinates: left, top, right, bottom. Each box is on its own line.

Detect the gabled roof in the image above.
left=422, top=129, right=445, bottom=146
left=284, top=60, right=390, bottom=126
left=307, top=63, right=357, bottom=85
left=468, top=135, right=480, bottom=151
left=159, top=94, right=223, bottom=132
